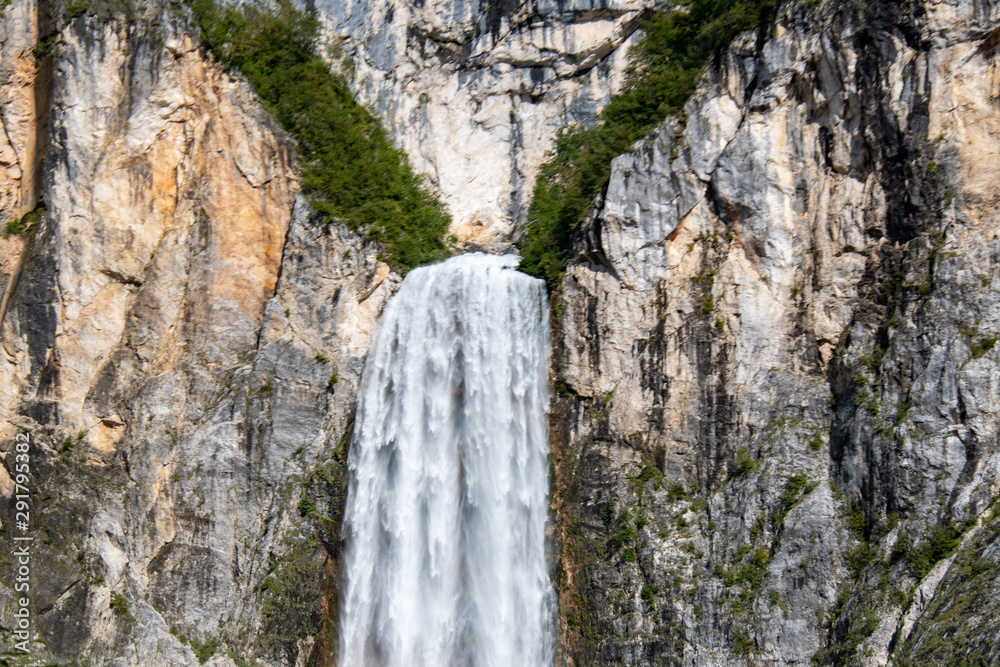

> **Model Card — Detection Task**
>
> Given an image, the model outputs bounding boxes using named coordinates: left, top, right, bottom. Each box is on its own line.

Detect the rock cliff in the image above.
left=0, top=0, right=999, bottom=665
left=1, top=2, right=398, bottom=665
left=316, top=0, right=650, bottom=249
left=550, top=0, right=1000, bottom=664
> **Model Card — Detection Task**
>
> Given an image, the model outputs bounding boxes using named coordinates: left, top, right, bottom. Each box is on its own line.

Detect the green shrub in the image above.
left=63, top=0, right=90, bottom=19
left=640, top=583, right=659, bottom=608
left=601, top=499, right=616, bottom=526
left=2, top=207, right=43, bottom=239
left=890, top=531, right=909, bottom=564
left=730, top=448, right=757, bottom=477
left=845, top=542, right=875, bottom=576
left=846, top=504, right=866, bottom=539
left=110, top=592, right=133, bottom=623
left=608, top=522, right=636, bottom=554
left=734, top=547, right=771, bottom=589
left=809, top=430, right=823, bottom=451
left=635, top=463, right=664, bottom=488
left=909, top=521, right=963, bottom=579
left=971, top=336, right=997, bottom=359
left=297, top=496, right=317, bottom=517
left=772, top=472, right=809, bottom=529
left=517, top=0, right=777, bottom=289
left=190, top=637, right=220, bottom=664
left=34, top=33, right=57, bottom=58
left=186, top=0, right=449, bottom=271
left=259, top=539, right=322, bottom=658
left=732, top=628, right=753, bottom=656
left=2, top=218, right=26, bottom=238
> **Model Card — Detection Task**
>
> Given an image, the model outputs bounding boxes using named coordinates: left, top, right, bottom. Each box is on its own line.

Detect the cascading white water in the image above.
left=339, top=253, right=554, bottom=667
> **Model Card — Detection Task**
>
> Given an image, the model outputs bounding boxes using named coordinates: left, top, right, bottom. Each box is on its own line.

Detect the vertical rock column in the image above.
left=0, top=0, right=52, bottom=407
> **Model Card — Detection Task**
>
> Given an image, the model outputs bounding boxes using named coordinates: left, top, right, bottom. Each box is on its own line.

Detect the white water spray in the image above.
left=338, top=253, right=554, bottom=667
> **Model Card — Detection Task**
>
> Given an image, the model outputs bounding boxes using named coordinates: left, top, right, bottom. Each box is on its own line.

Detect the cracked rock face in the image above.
left=0, top=5, right=396, bottom=665
left=0, top=0, right=43, bottom=223
left=550, top=0, right=1000, bottom=665
left=314, top=0, right=651, bottom=250
left=2, top=0, right=1000, bottom=665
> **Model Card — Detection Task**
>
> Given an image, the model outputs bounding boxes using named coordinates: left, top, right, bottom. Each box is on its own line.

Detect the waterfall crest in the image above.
left=339, top=253, right=554, bottom=667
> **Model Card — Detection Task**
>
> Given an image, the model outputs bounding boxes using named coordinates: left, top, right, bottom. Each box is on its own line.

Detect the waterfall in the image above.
left=338, top=253, right=554, bottom=667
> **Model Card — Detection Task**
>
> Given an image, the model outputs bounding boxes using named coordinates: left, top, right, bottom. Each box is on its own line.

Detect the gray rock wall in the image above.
left=549, top=0, right=1000, bottom=665
left=314, top=0, right=650, bottom=249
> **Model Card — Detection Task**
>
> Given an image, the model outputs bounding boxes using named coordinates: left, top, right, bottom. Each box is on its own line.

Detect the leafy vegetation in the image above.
left=716, top=544, right=771, bottom=592
left=259, top=538, right=322, bottom=659
left=846, top=503, right=867, bottom=539
left=607, top=506, right=637, bottom=555
left=894, top=514, right=1000, bottom=667
left=170, top=626, right=222, bottom=664
left=730, top=447, right=757, bottom=477
left=666, top=482, right=687, bottom=502
left=908, top=521, right=964, bottom=580
left=970, top=335, right=997, bottom=359
left=772, top=472, right=809, bottom=530
left=190, top=637, right=220, bottom=664
left=735, top=547, right=771, bottom=589
left=601, top=499, right=616, bottom=526
left=186, top=0, right=449, bottom=271
left=845, top=542, right=876, bottom=576
left=109, top=592, right=133, bottom=623
left=732, top=628, right=753, bottom=656
left=631, top=462, right=664, bottom=490
left=640, top=583, right=659, bottom=608
left=297, top=495, right=317, bottom=518
left=2, top=207, right=44, bottom=239
left=517, top=0, right=777, bottom=288
left=63, top=0, right=91, bottom=19
left=808, top=429, right=824, bottom=451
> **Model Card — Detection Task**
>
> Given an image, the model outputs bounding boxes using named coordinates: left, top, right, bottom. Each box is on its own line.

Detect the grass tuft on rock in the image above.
left=516, top=0, right=776, bottom=289
left=109, top=592, right=134, bottom=623
left=186, top=0, right=449, bottom=271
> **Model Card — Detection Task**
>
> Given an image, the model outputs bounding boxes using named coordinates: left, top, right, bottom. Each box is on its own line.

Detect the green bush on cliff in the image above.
left=259, top=538, right=322, bottom=659
left=908, top=521, right=964, bottom=580
left=517, top=0, right=776, bottom=289
left=186, top=0, right=449, bottom=271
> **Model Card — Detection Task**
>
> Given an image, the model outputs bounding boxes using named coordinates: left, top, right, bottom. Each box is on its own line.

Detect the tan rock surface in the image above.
left=0, top=6, right=397, bottom=665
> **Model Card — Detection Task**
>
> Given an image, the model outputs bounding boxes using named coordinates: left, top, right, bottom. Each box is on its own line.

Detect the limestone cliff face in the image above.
left=0, top=3, right=397, bottom=665
left=550, top=0, right=1000, bottom=664
left=315, top=0, right=650, bottom=249
left=0, top=0, right=50, bottom=378
left=2, top=0, right=1000, bottom=665
left=0, top=0, right=46, bottom=221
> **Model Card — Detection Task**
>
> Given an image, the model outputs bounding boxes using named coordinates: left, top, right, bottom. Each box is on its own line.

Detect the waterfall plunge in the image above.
left=339, top=253, right=555, bottom=667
